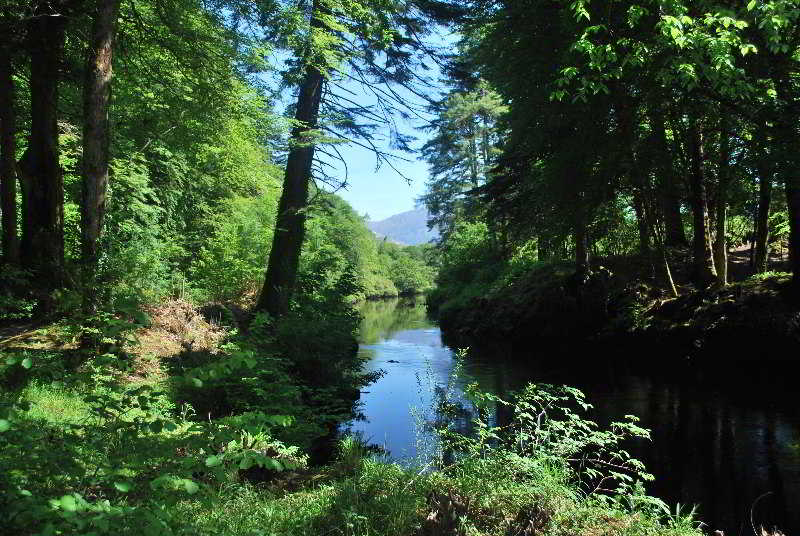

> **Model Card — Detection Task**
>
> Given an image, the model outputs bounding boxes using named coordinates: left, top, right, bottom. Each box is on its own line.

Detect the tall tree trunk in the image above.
left=81, top=0, right=121, bottom=312
left=25, top=7, right=67, bottom=285
left=714, top=119, right=732, bottom=286
left=687, top=116, right=716, bottom=287
left=481, top=114, right=489, bottom=174
left=774, top=69, right=800, bottom=296
left=468, top=121, right=479, bottom=188
left=17, top=148, right=32, bottom=263
left=256, top=7, right=324, bottom=317
left=652, top=107, right=688, bottom=247
left=753, top=124, right=773, bottom=273
left=574, top=191, right=590, bottom=278
left=0, top=49, right=18, bottom=264
left=632, top=190, right=651, bottom=258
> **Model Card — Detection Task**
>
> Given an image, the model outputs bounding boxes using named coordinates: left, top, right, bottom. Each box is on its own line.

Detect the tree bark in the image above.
left=753, top=124, right=773, bottom=274
left=773, top=69, right=800, bottom=296
left=651, top=107, right=688, bottom=247
left=714, top=119, right=732, bottom=286
left=25, top=6, right=67, bottom=285
left=256, top=3, right=325, bottom=317
left=0, top=49, right=18, bottom=264
left=632, top=190, right=651, bottom=258
left=17, top=148, right=32, bottom=263
left=468, top=121, right=479, bottom=188
left=81, top=0, right=121, bottom=311
left=687, top=116, right=716, bottom=287
left=574, top=191, right=590, bottom=278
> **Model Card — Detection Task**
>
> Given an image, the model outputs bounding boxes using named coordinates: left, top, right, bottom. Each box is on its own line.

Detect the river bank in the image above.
left=0, top=296, right=714, bottom=536
left=429, top=256, right=800, bottom=364
left=349, top=298, right=800, bottom=534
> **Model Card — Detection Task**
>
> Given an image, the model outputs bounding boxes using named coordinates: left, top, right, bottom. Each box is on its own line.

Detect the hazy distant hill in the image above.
left=367, top=207, right=439, bottom=246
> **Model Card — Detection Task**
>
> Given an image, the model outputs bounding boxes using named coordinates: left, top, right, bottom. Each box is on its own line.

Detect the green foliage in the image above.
left=0, top=310, right=306, bottom=536
left=428, top=220, right=508, bottom=318
left=426, top=379, right=702, bottom=535
left=421, top=80, right=507, bottom=238
left=190, top=193, right=277, bottom=303
left=0, top=267, right=36, bottom=322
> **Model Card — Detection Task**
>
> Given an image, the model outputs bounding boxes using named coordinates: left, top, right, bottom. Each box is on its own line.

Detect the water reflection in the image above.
left=348, top=298, right=800, bottom=534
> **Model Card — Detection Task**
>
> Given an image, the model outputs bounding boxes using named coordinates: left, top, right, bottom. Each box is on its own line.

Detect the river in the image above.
left=345, top=297, right=800, bottom=535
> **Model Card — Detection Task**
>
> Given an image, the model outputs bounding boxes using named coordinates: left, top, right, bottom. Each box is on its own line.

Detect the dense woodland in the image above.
left=0, top=0, right=438, bottom=314
left=1, top=0, right=799, bottom=534
left=425, top=0, right=800, bottom=299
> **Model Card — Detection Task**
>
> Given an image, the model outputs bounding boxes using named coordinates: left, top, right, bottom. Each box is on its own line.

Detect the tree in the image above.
left=0, top=19, right=19, bottom=265
left=23, top=1, right=70, bottom=285
left=714, top=117, right=732, bottom=286
left=649, top=103, right=688, bottom=248
left=256, top=0, right=438, bottom=317
left=420, top=80, right=506, bottom=238
left=753, top=122, right=774, bottom=273
left=81, top=0, right=122, bottom=311
left=256, top=0, right=325, bottom=316
left=686, top=113, right=717, bottom=286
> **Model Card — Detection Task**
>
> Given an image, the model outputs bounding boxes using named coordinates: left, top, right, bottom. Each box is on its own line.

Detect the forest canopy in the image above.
left=421, top=0, right=800, bottom=312
left=0, top=0, right=437, bottom=317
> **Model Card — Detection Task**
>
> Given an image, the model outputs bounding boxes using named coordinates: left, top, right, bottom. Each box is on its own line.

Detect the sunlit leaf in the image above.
left=59, top=495, right=78, bottom=512
left=114, top=481, right=133, bottom=493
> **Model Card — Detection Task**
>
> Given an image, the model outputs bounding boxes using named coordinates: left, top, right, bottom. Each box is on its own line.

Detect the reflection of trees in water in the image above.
left=356, top=299, right=800, bottom=533
left=623, top=377, right=799, bottom=533
left=357, top=298, right=429, bottom=344
left=439, top=352, right=800, bottom=532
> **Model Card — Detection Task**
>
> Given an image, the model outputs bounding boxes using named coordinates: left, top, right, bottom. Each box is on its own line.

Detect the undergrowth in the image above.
left=0, top=285, right=703, bottom=536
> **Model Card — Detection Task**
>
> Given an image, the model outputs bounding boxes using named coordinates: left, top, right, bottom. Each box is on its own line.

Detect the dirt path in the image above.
left=727, top=244, right=789, bottom=282
left=0, top=321, right=43, bottom=347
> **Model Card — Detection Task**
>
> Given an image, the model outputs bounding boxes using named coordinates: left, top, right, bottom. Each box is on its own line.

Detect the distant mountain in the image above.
left=367, top=207, right=439, bottom=246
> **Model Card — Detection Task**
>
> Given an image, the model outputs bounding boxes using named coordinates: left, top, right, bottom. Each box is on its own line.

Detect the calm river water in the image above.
left=345, top=297, right=800, bottom=535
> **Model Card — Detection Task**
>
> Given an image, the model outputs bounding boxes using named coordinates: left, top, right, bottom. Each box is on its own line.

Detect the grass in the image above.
left=21, top=381, right=88, bottom=424
left=161, top=444, right=702, bottom=536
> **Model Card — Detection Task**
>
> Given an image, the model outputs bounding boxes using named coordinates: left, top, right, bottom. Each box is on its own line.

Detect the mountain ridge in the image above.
left=367, top=207, right=439, bottom=246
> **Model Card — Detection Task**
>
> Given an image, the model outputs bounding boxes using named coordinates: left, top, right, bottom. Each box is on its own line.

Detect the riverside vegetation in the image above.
left=2, top=0, right=800, bottom=534
left=0, top=304, right=705, bottom=536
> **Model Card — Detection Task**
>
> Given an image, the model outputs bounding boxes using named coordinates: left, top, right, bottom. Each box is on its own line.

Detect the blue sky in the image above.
left=267, top=30, right=454, bottom=222
left=333, top=129, right=431, bottom=222
left=318, top=58, right=447, bottom=221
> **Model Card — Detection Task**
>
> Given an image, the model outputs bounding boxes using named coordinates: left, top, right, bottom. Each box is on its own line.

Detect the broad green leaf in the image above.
left=0, top=419, right=10, bottom=432
left=181, top=479, right=199, bottom=494
left=21, top=357, right=32, bottom=369
left=747, top=0, right=756, bottom=11
left=114, top=481, right=133, bottom=493
left=60, top=495, right=78, bottom=512
left=205, top=455, right=223, bottom=467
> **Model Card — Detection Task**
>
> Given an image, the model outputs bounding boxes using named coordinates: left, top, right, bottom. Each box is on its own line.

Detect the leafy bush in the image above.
left=425, top=378, right=701, bottom=535
left=0, top=311, right=304, bottom=536
left=190, top=194, right=275, bottom=302
left=0, top=267, right=37, bottom=322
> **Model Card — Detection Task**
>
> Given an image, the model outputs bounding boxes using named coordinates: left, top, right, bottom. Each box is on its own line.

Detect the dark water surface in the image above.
left=346, top=298, right=800, bottom=535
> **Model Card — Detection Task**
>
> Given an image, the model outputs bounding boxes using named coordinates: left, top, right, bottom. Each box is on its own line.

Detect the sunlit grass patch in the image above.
left=21, top=381, right=89, bottom=424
